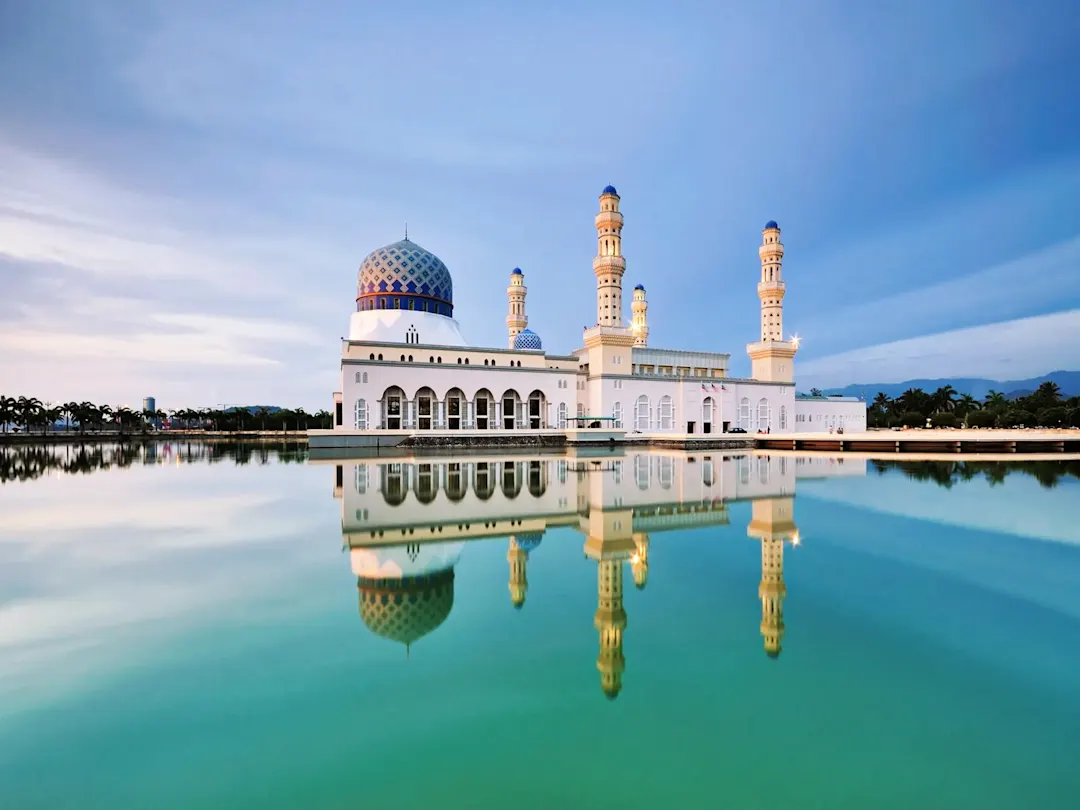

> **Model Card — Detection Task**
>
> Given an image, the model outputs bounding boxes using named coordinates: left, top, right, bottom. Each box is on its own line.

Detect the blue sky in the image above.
left=2, top=0, right=1079, bottom=408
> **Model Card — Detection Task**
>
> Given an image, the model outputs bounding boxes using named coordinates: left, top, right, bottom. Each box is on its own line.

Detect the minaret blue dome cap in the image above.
left=601, top=184, right=618, bottom=195
left=764, top=220, right=779, bottom=230
left=634, top=284, right=645, bottom=291
left=513, top=329, right=542, bottom=351
left=515, top=533, right=543, bottom=553
left=511, top=267, right=523, bottom=275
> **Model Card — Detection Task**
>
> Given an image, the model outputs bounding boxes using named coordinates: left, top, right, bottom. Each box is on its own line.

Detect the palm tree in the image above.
left=956, top=393, right=980, bottom=417
left=984, top=390, right=1008, bottom=411
left=0, top=396, right=16, bottom=434
left=932, top=385, right=957, bottom=413
left=43, top=406, right=62, bottom=434
left=16, top=396, right=43, bottom=433
left=61, top=402, right=79, bottom=432
left=896, top=387, right=932, bottom=416
left=1034, top=381, right=1061, bottom=407
left=872, top=392, right=892, bottom=413
left=254, top=406, right=271, bottom=431
left=809, top=387, right=823, bottom=397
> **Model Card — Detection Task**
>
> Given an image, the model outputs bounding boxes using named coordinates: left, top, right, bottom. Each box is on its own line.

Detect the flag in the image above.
left=721, top=385, right=726, bottom=391
left=701, top=384, right=707, bottom=391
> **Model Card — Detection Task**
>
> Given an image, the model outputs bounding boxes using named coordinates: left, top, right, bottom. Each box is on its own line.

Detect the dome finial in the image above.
left=404, top=222, right=408, bottom=241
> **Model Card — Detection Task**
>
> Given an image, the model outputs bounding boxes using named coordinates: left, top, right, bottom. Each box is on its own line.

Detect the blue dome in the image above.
left=357, top=238, right=453, bottom=316
left=513, top=329, right=542, bottom=351
left=764, top=220, right=779, bottom=230
left=511, top=267, right=523, bottom=275
left=634, top=284, right=645, bottom=291
left=601, top=184, right=618, bottom=195
left=515, top=533, right=543, bottom=553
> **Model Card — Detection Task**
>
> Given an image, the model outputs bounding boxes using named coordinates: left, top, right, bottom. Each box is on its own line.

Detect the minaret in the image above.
left=746, top=496, right=798, bottom=659
left=507, top=536, right=528, bottom=608
left=630, top=285, right=649, bottom=347
left=746, top=221, right=798, bottom=383
left=506, top=268, right=527, bottom=349
left=595, top=557, right=627, bottom=699
left=594, top=185, right=626, bottom=327
left=631, top=531, right=649, bottom=589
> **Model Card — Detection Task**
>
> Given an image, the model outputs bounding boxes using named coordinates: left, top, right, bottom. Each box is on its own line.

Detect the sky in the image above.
left=2, top=0, right=1080, bottom=409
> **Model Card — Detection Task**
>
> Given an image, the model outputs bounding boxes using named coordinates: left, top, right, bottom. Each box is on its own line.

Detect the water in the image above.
left=2, top=443, right=1080, bottom=809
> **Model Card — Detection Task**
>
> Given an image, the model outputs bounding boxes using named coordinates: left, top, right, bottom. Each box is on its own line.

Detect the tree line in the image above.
left=0, top=441, right=308, bottom=483
left=0, top=396, right=333, bottom=434
left=863, top=381, right=1080, bottom=429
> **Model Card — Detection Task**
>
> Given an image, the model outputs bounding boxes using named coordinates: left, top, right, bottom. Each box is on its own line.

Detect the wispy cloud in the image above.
left=799, top=309, right=1080, bottom=386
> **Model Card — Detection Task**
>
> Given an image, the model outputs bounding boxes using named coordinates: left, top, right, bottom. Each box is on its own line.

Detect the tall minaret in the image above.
left=506, top=267, right=527, bottom=348
left=595, top=557, right=627, bottom=699
left=630, top=285, right=649, bottom=347
left=746, top=496, right=798, bottom=659
left=507, top=536, right=528, bottom=609
left=747, top=221, right=798, bottom=383
left=594, top=185, right=626, bottom=327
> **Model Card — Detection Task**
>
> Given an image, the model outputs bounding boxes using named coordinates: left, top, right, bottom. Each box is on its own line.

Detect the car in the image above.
left=728, top=427, right=747, bottom=434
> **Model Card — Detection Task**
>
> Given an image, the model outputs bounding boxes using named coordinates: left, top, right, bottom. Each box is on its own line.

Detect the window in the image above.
left=557, top=402, right=568, bottom=428
left=634, top=455, right=650, bottom=489
left=354, top=399, right=368, bottom=430
left=739, top=397, right=750, bottom=430
left=362, top=372, right=368, bottom=383
left=577, top=403, right=585, bottom=418
left=659, top=395, right=674, bottom=430
left=635, top=395, right=650, bottom=431
left=758, top=398, right=770, bottom=431
left=355, top=464, right=368, bottom=494
left=779, top=405, right=787, bottom=430
left=355, top=371, right=361, bottom=383
left=612, top=401, right=623, bottom=429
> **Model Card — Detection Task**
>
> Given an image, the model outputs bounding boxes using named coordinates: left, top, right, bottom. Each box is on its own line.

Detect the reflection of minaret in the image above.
left=631, top=532, right=650, bottom=589
left=595, top=558, right=627, bottom=699
left=508, top=533, right=543, bottom=609
left=746, top=497, right=798, bottom=659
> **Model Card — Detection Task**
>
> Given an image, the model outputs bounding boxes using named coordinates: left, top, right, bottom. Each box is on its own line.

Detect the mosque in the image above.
left=324, top=186, right=865, bottom=440
left=329, top=451, right=867, bottom=698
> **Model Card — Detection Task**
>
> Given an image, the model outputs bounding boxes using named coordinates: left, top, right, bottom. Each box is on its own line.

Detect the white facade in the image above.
left=791, top=395, right=868, bottom=433
left=329, top=187, right=862, bottom=436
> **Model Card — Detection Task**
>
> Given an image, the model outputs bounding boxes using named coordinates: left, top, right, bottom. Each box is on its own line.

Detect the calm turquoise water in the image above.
left=2, top=444, right=1080, bottom=809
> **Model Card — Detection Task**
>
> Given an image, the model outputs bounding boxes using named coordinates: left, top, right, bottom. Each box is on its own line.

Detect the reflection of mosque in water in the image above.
left=330, top=452, right=864, bottom=697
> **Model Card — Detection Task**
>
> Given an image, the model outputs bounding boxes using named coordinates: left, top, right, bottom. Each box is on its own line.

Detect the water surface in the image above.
left=2, top=443, right=1079, bottom=809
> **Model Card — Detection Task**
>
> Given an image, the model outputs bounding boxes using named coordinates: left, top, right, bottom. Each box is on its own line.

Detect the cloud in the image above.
left=799, top=309, right=1080, bottom=386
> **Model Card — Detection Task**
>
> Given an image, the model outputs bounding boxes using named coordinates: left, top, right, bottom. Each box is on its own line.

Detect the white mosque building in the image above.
left=322, top=185, right=864, bottom=443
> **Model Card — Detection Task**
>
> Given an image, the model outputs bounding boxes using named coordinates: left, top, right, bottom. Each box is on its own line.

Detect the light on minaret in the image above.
left=631, top=285, right=649, bottom=347
left=506, top=267, right=527, bottom=349
left=593, top=186, right=627, bottom=328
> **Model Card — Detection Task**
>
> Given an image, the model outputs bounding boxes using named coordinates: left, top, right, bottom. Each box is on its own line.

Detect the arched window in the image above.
left=658, top=456, right=673, bottom=489
left=577, top=402, right=585, bottom=418
left=355, top=371, right=361, bottom=383
left=612, top=401, right=623, bottom=429
left=659, top=395, right=674, bottom=430
left=557, top=402, right=568, bottom=429
left=635, top=395, right=650, bottom=431
left=354, top=399, right=368, bottom=430
left=758, top=398, right=770, bottom=432
left=739, top=397, right=751, bottom=430
left=634, top=454, right=650, bottom=489
left=779, top=405, right=787, bottom=430
left=758, top=455, right=770, bottom=485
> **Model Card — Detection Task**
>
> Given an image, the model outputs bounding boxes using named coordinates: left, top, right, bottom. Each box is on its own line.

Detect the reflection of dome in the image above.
left=601, top=185, right=618, bottom=196
left=356, top=238, right=453, bottom=316
left=352, top=541, right=463, bottom=649
left=513, top=329, right=542, bottom=351
left=359, top=569, right=455, bottom=646
left=515, top=533, right=543, bottom=553
left=764, top=220, right=779, bottom=230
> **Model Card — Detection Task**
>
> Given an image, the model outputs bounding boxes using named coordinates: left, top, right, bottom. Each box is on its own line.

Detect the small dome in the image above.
left=634, top=284, right=645, bottom=291
left=601, top=184, right=618, bottom=196
left=511, top=267, right=523, bottom=276
left=764, top=220, right=779, bottom=230
left=513, top=329, right=542, bottom=351
left=357, top=238, right=453, bottom=316
left=515, top=533, right=543, bottom=553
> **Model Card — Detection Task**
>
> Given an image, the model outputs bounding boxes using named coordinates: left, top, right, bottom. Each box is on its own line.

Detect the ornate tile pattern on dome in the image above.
left=357, top=239, right=453, bottom=306
left=513, top=329, right=543, bottom=351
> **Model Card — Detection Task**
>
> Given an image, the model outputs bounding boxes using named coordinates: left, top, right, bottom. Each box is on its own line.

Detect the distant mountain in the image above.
left=823, top=370, right=1080, bottom=401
